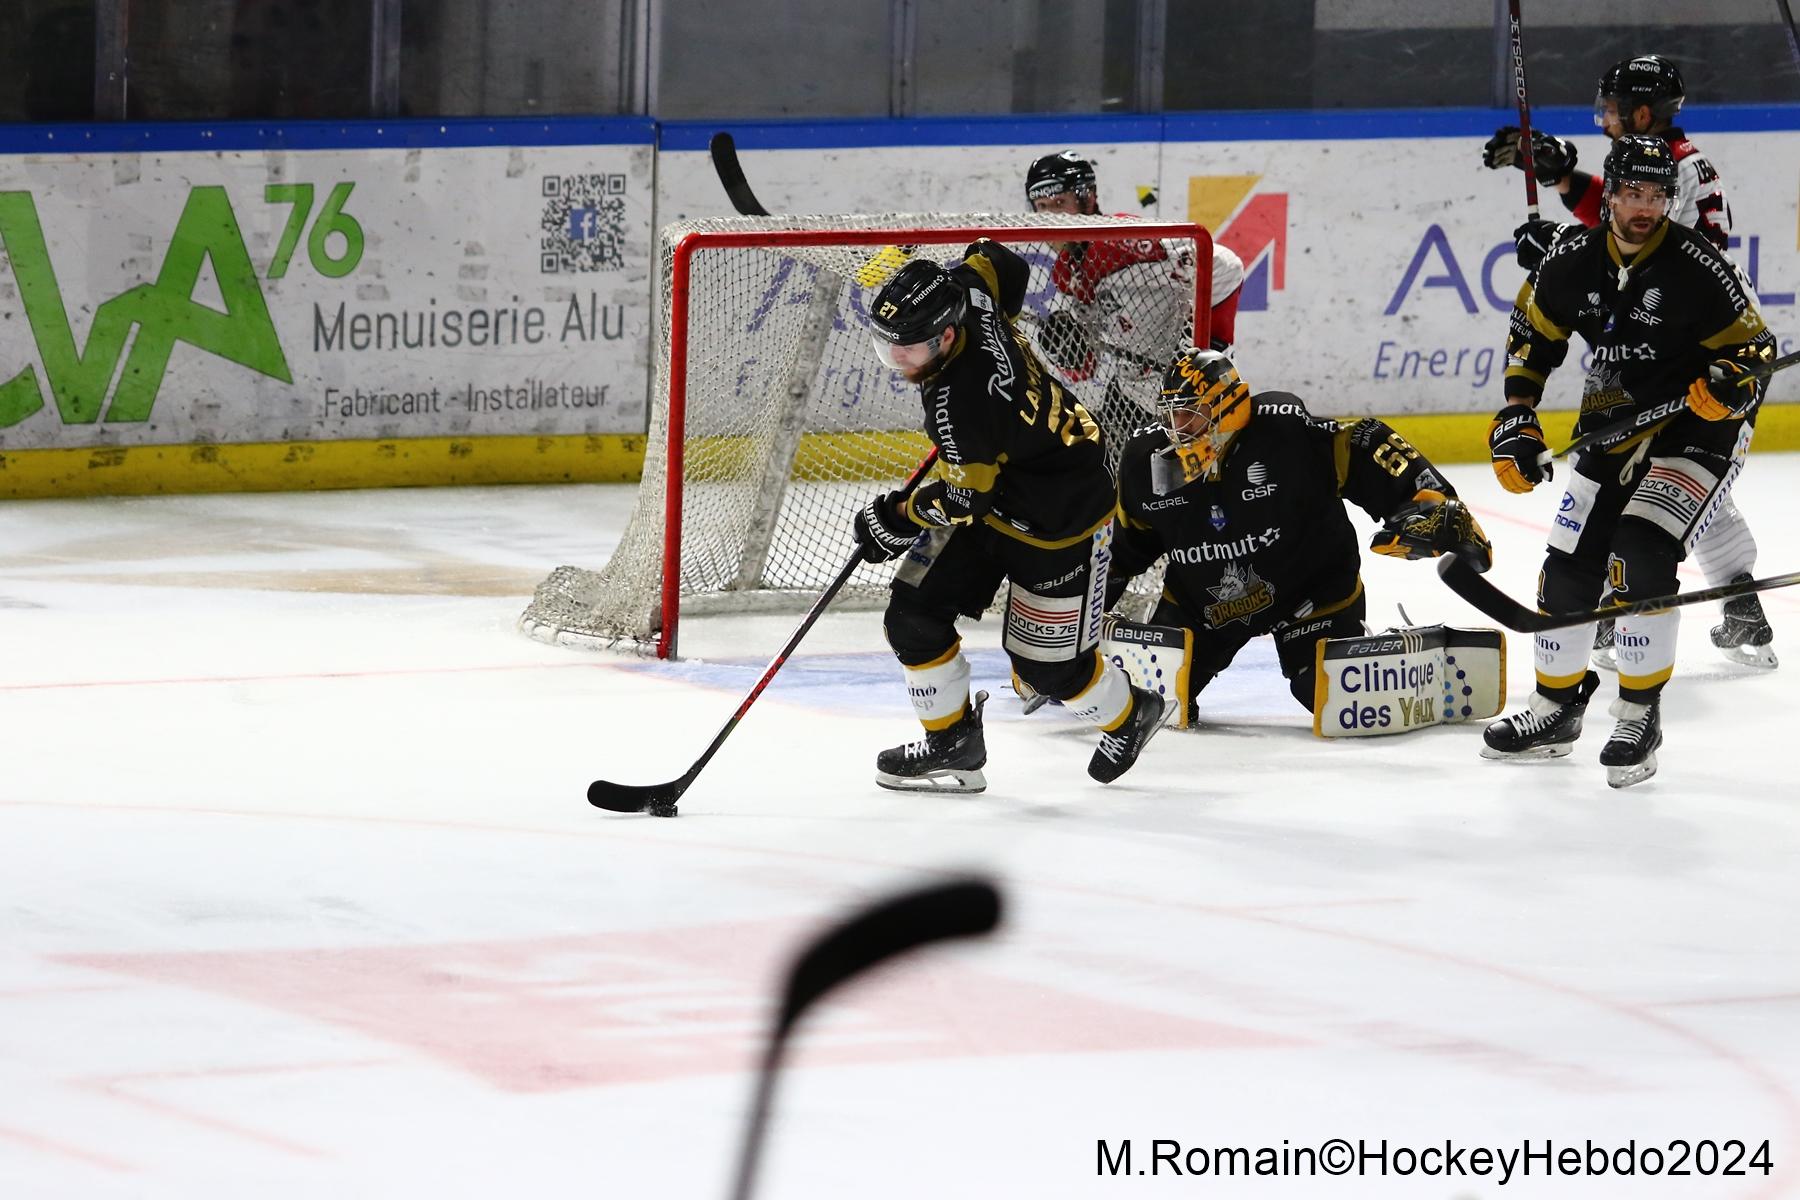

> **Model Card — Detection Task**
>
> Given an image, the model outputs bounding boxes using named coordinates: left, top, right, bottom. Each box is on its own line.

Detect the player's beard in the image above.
left=1610, top=211, right=1663, bottom=246
left=901, top=350, right=948, bottom=385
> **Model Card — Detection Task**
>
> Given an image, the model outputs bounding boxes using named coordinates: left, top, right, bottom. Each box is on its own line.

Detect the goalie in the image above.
left=1106, top=347, right=1493, bottom=725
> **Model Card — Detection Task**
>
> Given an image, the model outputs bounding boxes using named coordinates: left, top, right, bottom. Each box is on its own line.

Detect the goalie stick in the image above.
left=587, top=449, right=941, bottom=817
left=1436, top=551, right=1800, bottom=633
left=710, top=131, right=771, bottom=217
left=729, top=878, right=1001, bottom=1200
left=1536, top=348, right=1800, bottom=466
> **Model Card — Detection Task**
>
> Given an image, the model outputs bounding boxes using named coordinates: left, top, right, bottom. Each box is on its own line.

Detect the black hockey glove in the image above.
left=852, top=490, right=919, bottom=562
left=1512, top=218, right=1567, bottom=271
left=1037, top=310, right=1097, bottom=379
left=1482, top=127, right=1578, bottom=186
left=1488, top=402, right=1550, bottom=494
left=1687, top=356, right=1764, bottom=422
left=1371, top=489, right=1493, bottom=574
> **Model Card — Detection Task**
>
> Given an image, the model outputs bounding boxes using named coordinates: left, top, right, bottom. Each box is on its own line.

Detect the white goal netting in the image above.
left=520, top=214, right=1212, bottom=657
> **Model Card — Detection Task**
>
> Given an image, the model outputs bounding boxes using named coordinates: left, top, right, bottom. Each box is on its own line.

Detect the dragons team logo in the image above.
left=1579, top=365, right=1633, bottom=416
left=1203, top=561, right=1275, bottom=628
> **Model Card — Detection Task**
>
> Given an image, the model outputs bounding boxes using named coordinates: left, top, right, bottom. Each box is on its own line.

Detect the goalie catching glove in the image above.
left=1370, top=489, right=1493, bottom=573
left=852, top=491, right=919, bottom=562
left=1686, top=353, right=1766, bottom=422
left=1482, top=126, right=1578, bottom=186
left=1488, top=402, right=1550, bottom=493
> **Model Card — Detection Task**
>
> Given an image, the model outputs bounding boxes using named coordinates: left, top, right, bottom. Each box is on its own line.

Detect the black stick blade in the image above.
left=587, top=777, right=686, bottom=818
left=779, top=877, right=1003, bottom=1031
left=709, top=131, right=770, bottom=217
left=1436, top=552, right=1537, bottom=629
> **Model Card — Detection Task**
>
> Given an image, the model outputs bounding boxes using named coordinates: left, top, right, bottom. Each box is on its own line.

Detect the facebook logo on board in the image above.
left=568, top=207, right=602, bottom=242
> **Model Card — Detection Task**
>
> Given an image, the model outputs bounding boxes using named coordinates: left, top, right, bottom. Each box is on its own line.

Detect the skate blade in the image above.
left=1479, top=741, right=1575, bottom=762
left=1718, top=643, right=1778, bottom=669
left=876, top=768, right=987, bottom=794
left=1606, top=752, right=1658, bottom=789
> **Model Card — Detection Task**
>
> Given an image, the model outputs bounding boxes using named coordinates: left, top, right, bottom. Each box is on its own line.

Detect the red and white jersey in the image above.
left=1569, top=128, right=1731, bottom=252
left=1042, top=215, right=1246, bottom=404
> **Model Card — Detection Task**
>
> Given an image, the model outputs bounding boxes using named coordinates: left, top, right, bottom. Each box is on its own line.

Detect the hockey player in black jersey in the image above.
left=852, top=243, right=1165, bottom=794
left=1484, top=54, right=1776, bottom=670
left=1107, top=347, right=1491, bottom=724
left=1482, top=135, right=1777, bottom=788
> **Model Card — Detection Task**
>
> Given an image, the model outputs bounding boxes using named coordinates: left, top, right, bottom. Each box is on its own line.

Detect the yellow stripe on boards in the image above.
left=4, top=407, right=1796, bottom=499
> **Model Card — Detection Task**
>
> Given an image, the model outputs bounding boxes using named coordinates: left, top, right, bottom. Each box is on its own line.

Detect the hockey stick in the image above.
left=587, top=450, right=941, bottom=817
left=1537, top=347, right=1800, bottom=465
left=709, top=131, right=771, bottom=217
left=1506, top=0, right=1539, bottom=220
left=729, top=877, right=1002, bottom=1200
left=1778, top=0, right=1800, bottom=75
left=1437, top=551, right=1800, bottom=633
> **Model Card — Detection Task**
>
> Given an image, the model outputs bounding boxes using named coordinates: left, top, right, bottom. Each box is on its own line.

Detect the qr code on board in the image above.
left=540, top=174, right=627, bottom=273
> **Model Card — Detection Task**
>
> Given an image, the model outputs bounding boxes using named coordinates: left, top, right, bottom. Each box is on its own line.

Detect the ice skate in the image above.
left=1591, top=618, right=1618, bottom=671
left=1088, top=685, right=1165, bottom=784
left=1711, top=575, right=1777, bottom=669
left=1480, top=671, right=1600, bottom=760
left=876, top=691, right=988, bottom=794
left=1015, top=675, right=1056, bottom=716
left=1599, top=696, right=1663, bottom=789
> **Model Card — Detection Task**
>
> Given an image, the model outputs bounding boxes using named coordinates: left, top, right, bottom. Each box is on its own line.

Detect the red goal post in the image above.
left=521, top=214, right=1214, bottom=659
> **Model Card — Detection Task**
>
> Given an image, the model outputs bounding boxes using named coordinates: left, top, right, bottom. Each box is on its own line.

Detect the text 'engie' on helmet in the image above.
left=1596, top=54, right=1685, bottom=124
left=868, top=259, right=968, bottom=346
left=1025, top=150, right=1097, bottom=204
left=1602, top=134, right=1678, bottom=199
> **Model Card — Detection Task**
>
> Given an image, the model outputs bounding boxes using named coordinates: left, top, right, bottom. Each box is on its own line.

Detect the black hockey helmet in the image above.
left=1596, top=55, right=1685, bottom=125
left=868, top=258, right=967, bottom=345
left=1603, top=134, right=1678, bottom=199
left=1025, top=150, right=1097, bottom=205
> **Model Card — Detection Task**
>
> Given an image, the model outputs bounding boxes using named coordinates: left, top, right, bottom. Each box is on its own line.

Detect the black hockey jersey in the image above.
left=1112, top=396, right=1449, bottom=636
left=1505, top=218, right=1774, bottom=441
left=901, top=240, right=1115, bottom=546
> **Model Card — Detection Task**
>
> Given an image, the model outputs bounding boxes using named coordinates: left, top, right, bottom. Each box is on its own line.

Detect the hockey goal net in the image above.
left=520, top=214, right=1213, bottom=658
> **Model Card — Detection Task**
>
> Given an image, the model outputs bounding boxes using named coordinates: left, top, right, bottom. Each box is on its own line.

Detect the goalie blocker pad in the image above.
left=1312, top=625, right=1505, bottom=739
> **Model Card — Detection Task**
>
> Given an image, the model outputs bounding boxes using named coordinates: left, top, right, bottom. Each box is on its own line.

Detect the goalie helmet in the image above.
left=1025, top=150, right=1097, bottom=206
left=867, top=258, right=968, bottom=376
left=1156, top=347, right=1250, bottom=484
left=1596, top=55, right=1685, bottom=127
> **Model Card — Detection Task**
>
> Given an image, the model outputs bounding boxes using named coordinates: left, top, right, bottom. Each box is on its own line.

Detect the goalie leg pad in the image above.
left=1097, top=615, right=1194, bottom=730
left=1313, top=625, right=1506, bottom=739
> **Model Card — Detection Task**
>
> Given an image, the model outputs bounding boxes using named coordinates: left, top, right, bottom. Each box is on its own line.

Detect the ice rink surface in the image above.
left=3, top=456, right=1798, bottom=1199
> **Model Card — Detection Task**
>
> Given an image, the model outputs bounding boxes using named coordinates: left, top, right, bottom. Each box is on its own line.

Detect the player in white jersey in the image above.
left=1483, top=54, right=1776, bottom=669
left=1024, top=151, right=1246, bottom=455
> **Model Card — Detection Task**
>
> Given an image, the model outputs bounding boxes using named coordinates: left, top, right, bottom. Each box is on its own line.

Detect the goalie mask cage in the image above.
left=520, top=214, right=1214, bottom=658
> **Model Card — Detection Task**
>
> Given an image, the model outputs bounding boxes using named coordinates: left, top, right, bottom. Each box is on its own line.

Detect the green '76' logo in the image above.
left=0, top=183, right=363, bottom=430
